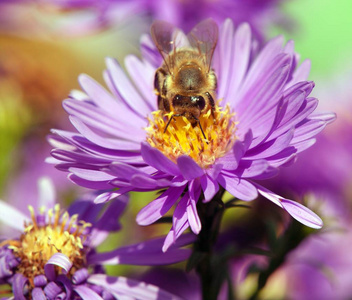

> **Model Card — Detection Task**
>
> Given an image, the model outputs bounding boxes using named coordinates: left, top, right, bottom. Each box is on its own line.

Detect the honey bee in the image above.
left=151, top=19, right=219, bottom=140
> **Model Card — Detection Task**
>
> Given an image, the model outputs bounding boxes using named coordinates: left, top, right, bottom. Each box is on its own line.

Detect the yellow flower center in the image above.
left=146, top=105, right=237, bottom=168
left=1, top=204, right=91, bottom=287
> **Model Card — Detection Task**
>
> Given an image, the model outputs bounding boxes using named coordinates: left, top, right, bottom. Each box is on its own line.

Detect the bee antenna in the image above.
left=164, top=114, right=175, bottom=133
left=194, top=118, right=208, bottom=143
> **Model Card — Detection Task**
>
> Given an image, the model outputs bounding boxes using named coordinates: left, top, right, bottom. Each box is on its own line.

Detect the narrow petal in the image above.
left=38, top=177, right=56, bottom=209
left=281, top=199, right=323, bottom=229
left=177, top=156, right=204, bottom=180
left=217, top=174, right=258, bottom=201
left=0, top=200, right=30, bottom=231
left=246, top=129, right=294, bottom=159
left=136, top=186, right=185, bottom=225
left=32, top=288, right=46, bottom=300
left=232, top=159, right=270, bottom=178
left=44, top=253, right=72, bottom=281
left=291, top=119, right=326, bottom=143
left=68, top=174, right=112, bottom=190
left=78, top=73, right=121, bottom=114
left=125, top=55, right=156, bottom=110
left=63, top=98, right=145, bottom=141
left=257, top=183, right=322, bottom=228
left=224, top=23, right=252, bottom=107
left=106, top=57, right=152, bottom=117
left=13, top=274, right=28, bottom=300
left=88, top=275, right=182, bottom=300
left=88, top=236, right=192, bottom=266
left=201, top=175, right=219, bottom=202
left=256, top=184, right=284, bottom=207
left=74, top=285, right=103, bottom=300
left=287, top=59, right=311, bottom=87
left=141, top=142, right=181, bottom=176
left=69, top=167, right=116, bottom=181
left=216, top=19, right=235, bottom=99
left=69, top=116, right=141, bottom=150
left=94, top=190, right=131, bottom=204
left=187, top=181, right=202, bottom=234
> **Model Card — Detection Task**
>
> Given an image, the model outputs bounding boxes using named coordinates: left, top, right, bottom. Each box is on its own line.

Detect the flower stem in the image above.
left=191, top=187, right=226, bottom=300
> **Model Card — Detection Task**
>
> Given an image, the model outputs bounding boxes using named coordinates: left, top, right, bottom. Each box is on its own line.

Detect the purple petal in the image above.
left=72, top=269, right=89, bottom=285
left=140, top=34, right=162, bottom=67
left=44, top=253, right=72, bottom=281
left=233, top=129, right=253, bottom=159
left=69, top=167, right=115, bottom=181
left=56, top=275, right=73, bottom=299
left=136, top=186, right=185, bottom=225
left=125, top=55, right=156, bottom=109
left=68, top=174, right=112, bottom=190
left=292, top=119, right=326, bottom=144
left=287, top=59, right=311, bottom=87
left=141, top=142, right=181, bottom=176
left=0, top=200, right=30, bottom=231
left=281, top=199, right=323, bottom=229
left=74, top=285, right=103, bottom=300
left=34, top=275, right=47, bottom=287
left=13, top=274, right=28, bottom=300
left=130, top=174, right=172, bottom=189
left=89, top=195, right=128, bottom=246
left=94, top=190, right=131, bottom=204
left=173, top=193, right=190, bottom=235
left=257, top=186, right=322, bottom=228
left=222, top=23, right=252, bottom=107
left=292, top=138, right=316, bottom=153
left=201, top=175, right=219, bottom=202
left=32, top=288, right=46, bottom=300
left=88, top=236, right=192, bottom=266
left=246, top=129, right=294, bottom=159
left=177, top=156, right=204, bottom=180
left=232, top=159, right=270, bottom=178
left=187, top=181, right=202, bottom=234
left=217, top=174, right=258, bottom=201
left=88, top=274, right=182, bottom=300
left=310, top=112, right=336, bottom=124
left=69, top=116, right=140, bottom=150
left=78, top=73, right=121, bottom=114
left=256, top=184, right=284, bottom=207
left=238, top=54, right=292, bottom=138
left=109, top=162, right=151, bottom=181
left=63, top=98, right=145, bottom=141
left=105, top=57, right=152, bottom=117
left=37, top=177, right=56, bottom=209
left=216, top=19, right=235, bottom=100
left=44, top=282, right=63, bottom=299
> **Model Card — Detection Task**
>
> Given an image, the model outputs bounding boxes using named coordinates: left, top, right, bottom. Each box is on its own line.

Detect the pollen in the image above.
left=0, top=204, right=91, bottom=287
left=146, top=104, right=237, bottom=168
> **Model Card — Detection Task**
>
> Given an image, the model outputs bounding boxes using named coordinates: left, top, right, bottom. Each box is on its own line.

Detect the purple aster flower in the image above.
left=49, top=19, right=335, bottom=251
left=0, top=178, right=193, bottom=299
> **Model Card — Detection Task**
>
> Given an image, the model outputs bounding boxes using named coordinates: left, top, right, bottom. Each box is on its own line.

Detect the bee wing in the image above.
left=187, top=19, right=219, bottom=71
left=150, top=20, right=181, bottom=72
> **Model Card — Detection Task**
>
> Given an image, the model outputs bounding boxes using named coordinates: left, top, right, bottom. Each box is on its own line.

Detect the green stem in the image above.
left=193, top=187, right=226, bottom=300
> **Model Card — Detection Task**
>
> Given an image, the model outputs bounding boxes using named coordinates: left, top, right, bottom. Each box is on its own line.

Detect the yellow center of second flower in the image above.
left=146, top=105, right=237, bottom=168
left=1, top=204, right=91, bottom=287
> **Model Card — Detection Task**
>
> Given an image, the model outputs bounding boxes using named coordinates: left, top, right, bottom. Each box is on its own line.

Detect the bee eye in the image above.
left=196, top=96, right=205, bottom=110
